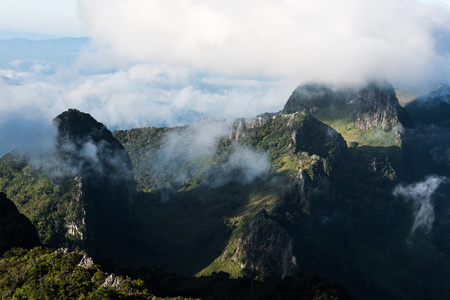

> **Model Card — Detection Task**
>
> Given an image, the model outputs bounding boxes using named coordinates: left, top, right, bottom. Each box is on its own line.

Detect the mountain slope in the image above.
left=0, top=192, right=40, bottom=256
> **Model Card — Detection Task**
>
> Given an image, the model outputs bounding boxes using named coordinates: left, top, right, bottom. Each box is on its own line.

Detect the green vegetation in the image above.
left=0, top=153, right=84, bottom=247
left=0, top=246, right=202, bottom=300
left=114, top=126, right=171, bottom=192
left=239, top=113, right=347, bottom=177
left=312, top=111, right=401, bottom=147
left=0, top=246, right=350, bottom=300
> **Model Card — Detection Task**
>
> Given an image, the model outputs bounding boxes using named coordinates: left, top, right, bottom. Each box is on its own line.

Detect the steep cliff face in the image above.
left=283, top=81, right=411, bottom=146
left=0, top=192, right=40, bottom=256
left=353, top=82, right=403, bottom=131
left=232, top=210, right=298, bottom=278
left=229, top=114, right=273, bottom=140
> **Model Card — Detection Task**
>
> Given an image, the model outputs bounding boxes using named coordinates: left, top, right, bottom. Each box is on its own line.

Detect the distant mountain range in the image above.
left=1, top=80, right=450, bottom=299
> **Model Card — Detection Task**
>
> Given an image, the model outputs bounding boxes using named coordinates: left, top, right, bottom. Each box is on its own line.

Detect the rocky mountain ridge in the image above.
left=2, top=81, right=450, bottom=299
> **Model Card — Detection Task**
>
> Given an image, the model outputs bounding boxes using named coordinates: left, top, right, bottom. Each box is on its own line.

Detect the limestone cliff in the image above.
left=282, top=81, right=412, bottom=146
left=234, top=210, right=298, bottom=278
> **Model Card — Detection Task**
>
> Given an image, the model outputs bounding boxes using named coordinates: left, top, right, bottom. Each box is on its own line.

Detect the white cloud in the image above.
left=79, top=0, right=450, bottom=87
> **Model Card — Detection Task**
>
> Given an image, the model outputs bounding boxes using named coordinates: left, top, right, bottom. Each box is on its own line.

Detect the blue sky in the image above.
left=1, top=0, right=450, bottom=156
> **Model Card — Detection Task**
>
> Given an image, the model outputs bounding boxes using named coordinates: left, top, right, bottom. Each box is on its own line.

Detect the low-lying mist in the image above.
left=147, top=118, right=270, bottom=193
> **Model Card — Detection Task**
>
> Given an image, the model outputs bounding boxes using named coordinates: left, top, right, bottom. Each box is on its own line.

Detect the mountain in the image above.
left=2, top=81, right=450, bottom=299
left=0, top=109, right=136, bottom=260
left=283, top=80, right=412, bottom=147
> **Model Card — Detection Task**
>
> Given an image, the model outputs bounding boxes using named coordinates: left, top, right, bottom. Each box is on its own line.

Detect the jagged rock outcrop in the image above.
left=101, top=274, right=121, bottom=290
left=230, top=113, right=273, bottom=140
left=353, top=82, right=405, bottom=131
left=78, top=254, right=95, bottom=269
left=0, top=192, right=40, bottom=256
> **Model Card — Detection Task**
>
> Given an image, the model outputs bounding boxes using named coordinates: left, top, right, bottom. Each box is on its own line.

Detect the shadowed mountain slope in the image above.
left=0, top=192, right=40, bottom=256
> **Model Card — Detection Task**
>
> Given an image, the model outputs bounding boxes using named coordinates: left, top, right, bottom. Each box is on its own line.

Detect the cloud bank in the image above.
left=80, top=0, right=450, bottom=87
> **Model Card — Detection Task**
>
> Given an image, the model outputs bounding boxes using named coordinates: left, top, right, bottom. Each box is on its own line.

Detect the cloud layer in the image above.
left=80, top=0, right=450, bottom=86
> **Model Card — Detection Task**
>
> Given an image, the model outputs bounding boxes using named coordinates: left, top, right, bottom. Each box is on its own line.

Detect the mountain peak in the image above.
left=282, top=81, right=411, bottom=146
left=283, top=80, right=398, bottom=116
left=54, top=109, right=112, bottom=144
left=53, top=109, right=134, bottom=180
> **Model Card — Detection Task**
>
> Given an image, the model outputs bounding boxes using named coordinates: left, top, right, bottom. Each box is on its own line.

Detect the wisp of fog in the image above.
left=393, top=175, right=448, bottom=236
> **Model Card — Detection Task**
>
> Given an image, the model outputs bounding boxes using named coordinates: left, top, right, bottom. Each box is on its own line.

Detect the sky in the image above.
left=1, top=0, right=450, bottom=154
left=0, top=0, right=85, bottom=38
